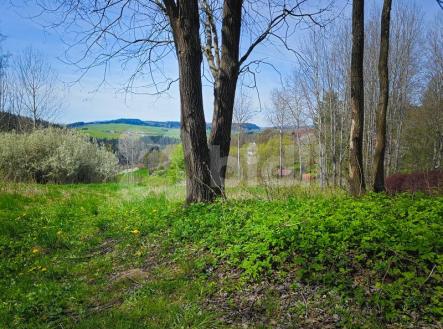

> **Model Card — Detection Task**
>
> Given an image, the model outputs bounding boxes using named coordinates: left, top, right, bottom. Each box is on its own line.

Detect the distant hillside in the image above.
left=73, top=123, right=181, bottom=140
left=0, top=112, right=60, bottom=132
left=68, top=119, right=182, bottom=129
left=68, top=118, right=261, bottom=132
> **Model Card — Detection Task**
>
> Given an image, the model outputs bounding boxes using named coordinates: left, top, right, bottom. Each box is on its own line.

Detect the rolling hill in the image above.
left=74, top=123, right=181, bottom=139
left=69, top=118, right=261, bottom=140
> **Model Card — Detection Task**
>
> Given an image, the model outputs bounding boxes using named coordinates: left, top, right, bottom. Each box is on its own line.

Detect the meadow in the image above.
left=0, top=176, right=441, bottom=328
left=75, top=124, right=181, bottom=140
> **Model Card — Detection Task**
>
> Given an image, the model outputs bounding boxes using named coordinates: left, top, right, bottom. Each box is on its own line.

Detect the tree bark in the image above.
left=349, top=0, right=366, bottom=196
left=237, top=129, right=241, bottom=179
left=165, top=0, right=214, bottom=203
left=208, top=0, right=243, bottom=195
left=373, top=0, right=392, bottom=192
left=297, top=132, right=303, bottom=182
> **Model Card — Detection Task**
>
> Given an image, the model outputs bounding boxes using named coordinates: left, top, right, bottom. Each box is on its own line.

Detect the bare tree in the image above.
left=233, top=85, right=255, bottom=179
left=349, top=0, right=365, bottom=196
left=299, top=30, right=327, bottom=186
left=387, top=3, right=423, bottom=174
left=201, top=0, right=333, bottom=195
left=29, top=0, right=333, bottom=202
left=15, top=48, right=60, bottom=128
left=425, top=16, right=443, bottom=169
left=276, top=73, right=307, bottom=182
left=269, top=89, right=290, bottom=178
left=372, top=0, right=392, bottom=192
left=362, top=3, right=423, bottom=177
left=0, top=36, right=8, bottom=114
left=0, top=33, right=12, bottom=130
left=299, top=23, right=351, bottom=188
left=27, top=0, right=332, bottom=201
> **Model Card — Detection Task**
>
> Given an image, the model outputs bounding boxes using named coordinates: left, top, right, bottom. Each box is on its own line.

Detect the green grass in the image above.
left=75, top=123, right=180, bottom=139
left=0, top=181, right=442, bottom=328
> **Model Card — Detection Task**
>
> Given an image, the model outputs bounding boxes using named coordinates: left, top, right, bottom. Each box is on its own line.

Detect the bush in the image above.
left=165, top=144, right=185, bottom=183
left=0, top=128, right=119, bottom=183
left=386, top=170, right=443, bottom=194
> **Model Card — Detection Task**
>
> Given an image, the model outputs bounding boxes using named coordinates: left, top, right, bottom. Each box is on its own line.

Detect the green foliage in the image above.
left=171, top=193, right=443, bottom=323
left=0, top=128, right=119, bottom=183
left=0, top=183, right=441, bottom=328
left=165, top=144, right=185, bottom=183
left=0, top=184, right=218, bottom=328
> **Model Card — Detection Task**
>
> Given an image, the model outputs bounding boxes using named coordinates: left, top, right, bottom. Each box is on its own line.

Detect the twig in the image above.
left=422, top=264, right=437, bottom=286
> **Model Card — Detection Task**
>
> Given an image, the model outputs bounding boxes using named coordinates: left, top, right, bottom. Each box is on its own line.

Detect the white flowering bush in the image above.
left=0, top=128, right=119, bottom=183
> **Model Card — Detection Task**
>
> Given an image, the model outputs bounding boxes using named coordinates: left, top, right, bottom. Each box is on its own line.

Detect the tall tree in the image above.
left=164, top=1, right=214, bottom=203
left=349, top=0, right=366, bottom=196
left=0, top=34, right=8, bottom=114
left=203, top=0, right=243, bottom=195
left=273, top=74, right=308, bottom=182
left=31, top=0, right=330, bottom=202
left=15, top=48, right=60, bottom=129
left=372, top=0, right=392, bottom=192
left=201, top=0, right=327, bottom=195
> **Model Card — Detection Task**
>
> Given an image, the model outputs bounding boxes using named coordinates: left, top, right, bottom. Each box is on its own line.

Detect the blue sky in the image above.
left=0, top=0, right=440, bottom=125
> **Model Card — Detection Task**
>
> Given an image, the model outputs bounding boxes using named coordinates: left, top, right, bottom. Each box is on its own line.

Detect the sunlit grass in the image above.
left=1, top=178, right=441, bottom=328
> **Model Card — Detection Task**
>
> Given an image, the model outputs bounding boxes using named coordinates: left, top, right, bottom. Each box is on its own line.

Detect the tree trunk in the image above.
left=436, top=133, right=443, bottom=169
left=318, top=113, right=325, bottom=187
left=373, top=0, right=392, bottom=192
left=339, top=105, right=344, bottom=187
left=296, top=130, right=303, bottom=182
left=279, top=129, right=283, bottom=178
left=349, top=0, right=366, bottom=196
left=393, top=120, right=403, bottom=173
left=208, top=0, right=243, bottom=195
left=166, top=0, right=214, bottom=203
left=237, top=129, right=241, bottom=179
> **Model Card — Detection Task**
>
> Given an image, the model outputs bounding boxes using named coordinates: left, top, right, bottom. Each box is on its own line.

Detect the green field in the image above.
left=0, top=179, right=442, bottom=328
left=75, top=123, right=181, bottom=139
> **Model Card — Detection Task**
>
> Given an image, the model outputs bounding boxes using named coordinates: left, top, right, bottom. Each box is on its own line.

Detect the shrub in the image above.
left=386, top=170, right=443, bottom=194
left=0, top=128, right=119, bottom=183
left=165, top=144, right=185, bottom=183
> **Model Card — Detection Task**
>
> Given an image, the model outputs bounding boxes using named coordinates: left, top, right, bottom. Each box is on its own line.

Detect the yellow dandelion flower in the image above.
left=130, top=229, right=140, bottom=235
left=32, top=247, right=41, bottom=254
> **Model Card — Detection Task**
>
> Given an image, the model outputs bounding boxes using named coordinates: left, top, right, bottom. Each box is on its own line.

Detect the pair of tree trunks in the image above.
left=165, top=0, right=242, bottom=203
left=349, top=0, right=391, bottom=196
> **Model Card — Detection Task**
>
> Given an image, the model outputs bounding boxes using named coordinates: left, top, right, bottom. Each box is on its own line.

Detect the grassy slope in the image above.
left=0, top=180, right=442, bottom=328
left=76, top=123, right=180, bottom=139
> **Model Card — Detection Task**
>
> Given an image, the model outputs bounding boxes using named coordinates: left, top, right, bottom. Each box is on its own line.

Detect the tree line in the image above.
left=266, top=1, right=442, bottom=194
left=5, top=0, right=442, bottom=201
left=0, top=44, right=61, bottom=130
